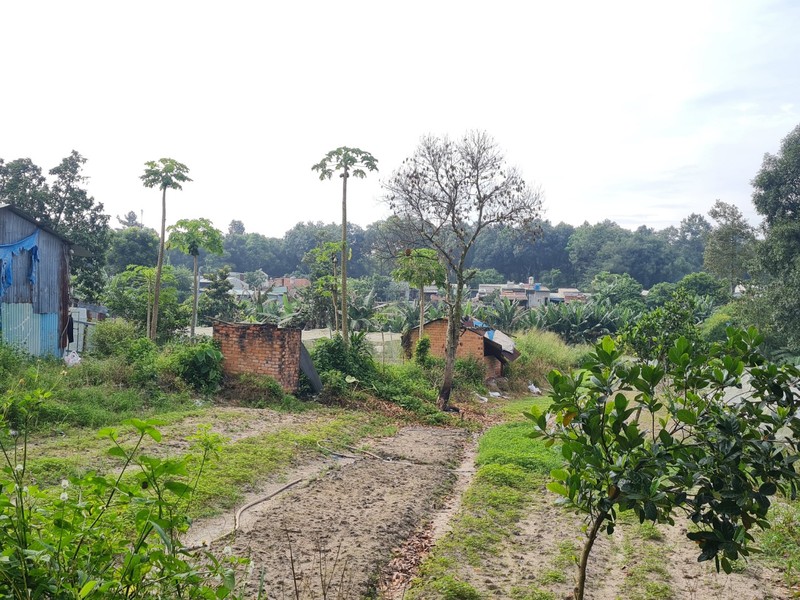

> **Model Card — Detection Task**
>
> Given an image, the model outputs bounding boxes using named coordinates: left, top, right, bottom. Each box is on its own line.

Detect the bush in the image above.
left=0, top=343, right=26, bottom=388
left=88, top=318, right=140, bottom=357
left=224, top=373, right=293, bottom=408
left=508, top=329, right=590, bottom=390
left=414, top=336, right=432, bottom=366
left=169, top=339, right=224, bottom=394
left=454, top=357, right=486, bottom=389
left=311, top=332, right=375, bottom=380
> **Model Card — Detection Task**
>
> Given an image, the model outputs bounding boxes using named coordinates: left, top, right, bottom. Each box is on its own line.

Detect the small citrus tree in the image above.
left=529, top=328, right=800, bottom=600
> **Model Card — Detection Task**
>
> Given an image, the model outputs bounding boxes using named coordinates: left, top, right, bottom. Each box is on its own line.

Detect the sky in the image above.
left=1, top=1, right=798, bottom=238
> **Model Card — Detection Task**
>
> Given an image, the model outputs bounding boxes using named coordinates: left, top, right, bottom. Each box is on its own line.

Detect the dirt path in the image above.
left=197, top=426, right=469, bottom=599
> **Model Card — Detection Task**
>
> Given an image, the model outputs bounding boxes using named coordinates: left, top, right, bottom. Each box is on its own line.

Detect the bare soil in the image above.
left=198, top=426, right=470, bottom=599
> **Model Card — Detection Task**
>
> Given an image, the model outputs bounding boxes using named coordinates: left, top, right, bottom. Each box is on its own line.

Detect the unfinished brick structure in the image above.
left=405, top=318, right=506, bottom=378
left=213, top=322, right=302, bottom=392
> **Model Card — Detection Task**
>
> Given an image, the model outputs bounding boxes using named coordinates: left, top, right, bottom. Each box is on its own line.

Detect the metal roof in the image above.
left=0, top=203, right=91, bottom=256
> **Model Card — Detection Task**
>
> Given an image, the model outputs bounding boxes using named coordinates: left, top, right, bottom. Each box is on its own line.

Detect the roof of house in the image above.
left=405, top=317, right=520, bottom=364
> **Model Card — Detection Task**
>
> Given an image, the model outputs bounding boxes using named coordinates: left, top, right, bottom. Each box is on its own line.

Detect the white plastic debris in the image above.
left=63, top=351, right=81, bottom=367
left=527, top=383, right=541, bottom=395
left=489, top=391, right=502, bottom=397
left=474, top=392, right=489, bottom=403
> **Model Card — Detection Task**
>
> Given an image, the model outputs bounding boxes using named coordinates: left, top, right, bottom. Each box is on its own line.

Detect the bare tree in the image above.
left=384, top=131, right=543, bottom=409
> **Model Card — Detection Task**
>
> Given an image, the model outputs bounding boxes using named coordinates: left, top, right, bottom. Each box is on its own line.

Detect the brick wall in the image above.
left=408, top=319, right=503, bottom=378
left=213, top=322, right=302, bottom=392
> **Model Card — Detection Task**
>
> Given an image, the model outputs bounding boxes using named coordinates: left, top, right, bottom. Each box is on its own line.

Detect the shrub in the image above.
left=0, top=343, right=26, bottom=389
left=311, top=332, right=375, bottom=380
left=88, top=318, right=140, bottom=357
left=224, top=373, right=291, bottom=408
left=414, top=336, right=432, bottom=366
left=169, top=339, right=224, bottom=394
left=454, top=357, right=486, bottom=389
left=508, top=329, right=590, bottom=390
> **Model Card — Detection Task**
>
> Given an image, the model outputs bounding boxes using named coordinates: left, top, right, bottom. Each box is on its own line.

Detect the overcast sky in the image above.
left=1, top=1, right=798, bottom=237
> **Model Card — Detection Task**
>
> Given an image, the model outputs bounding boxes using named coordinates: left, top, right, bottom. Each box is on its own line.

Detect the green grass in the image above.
left=758, top=498, right=800, bottom=587
left=408, top=403, right=557, bottom=598
left=508, top=330, right=591, bottom=390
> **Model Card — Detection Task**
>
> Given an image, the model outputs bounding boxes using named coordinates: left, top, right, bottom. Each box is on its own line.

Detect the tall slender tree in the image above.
left=312, top=147, right=378, bottom=348
left=141, top=158, right=192, bottom=340
left=167, top=218, right=224, bottom=341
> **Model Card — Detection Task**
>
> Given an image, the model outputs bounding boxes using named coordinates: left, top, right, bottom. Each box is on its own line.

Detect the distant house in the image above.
left=550, top=288, right=586, bottom=304
left=402, top=317, right=520, bottom=379
left=0, top=204, right=86, bottom=357
left=477, top=278, right=551, bottom=308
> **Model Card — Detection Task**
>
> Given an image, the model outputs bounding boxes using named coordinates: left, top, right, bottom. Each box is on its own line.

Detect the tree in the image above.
left=703, top=200, right=756, bottom=295
left=391, top=248, right=445, bottom=336
left=104, top=265, right=188, bottom=338
left=117, top=210, right=143, bottom=228
left=531, top=330, right=800, bottom=600
left=228, top=219, right=245, bottom=235
left=385, top=131, right=543, bottom=409
left=302, top=241, right=344, bottom=331
left=167, top=218, right=224, bottom=341
left=588, top=271, right=645, bottom=313
left=0, top=152, right=111, bottom=301
left=752, top=123, right=800, bottom=226
left=312, top=147, right=378, bottom=348
left=140, top=158, right=192, bottom=340
left=107, top=226, right=160, bottom=275
left=197, top=267, right=237, bottom=325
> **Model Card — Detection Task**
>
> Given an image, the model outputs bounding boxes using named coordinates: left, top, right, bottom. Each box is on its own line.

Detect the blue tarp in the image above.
left=0, top=229, right=39, bottom=299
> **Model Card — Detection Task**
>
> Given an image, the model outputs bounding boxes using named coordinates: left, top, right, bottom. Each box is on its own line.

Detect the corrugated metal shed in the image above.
left=0, top=204, right=75, bottom=357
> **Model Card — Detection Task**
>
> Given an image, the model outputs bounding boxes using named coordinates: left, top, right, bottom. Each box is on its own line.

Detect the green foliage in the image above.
left=525, top=300, right=631, bottom=344
left=170, top=339, right=224, bottom=394
left=222, top=373, right=297, bottom=409
left=590, top=271, right=645, bottom=312
left=107, top=226, right=160, bottom=275
left=480, top=297, right=527, bottom=332
left=508, top=329, right=590, bottom=390
left=677, top=271, right=731, bottom=306
left=414, top=336, right=432, bottom=366
left=88, top=319, right=141, bottom=356
left=197, top=266, right=238, bottom=325
left=311, top=332, right=375, bottom=381
left=621, top=289, right=702, bottom=364
left=454, top=357, right=486, bottom=389
left=0, top=384, right=244, bottom=599
left=530, top=329, right=800, bottom=599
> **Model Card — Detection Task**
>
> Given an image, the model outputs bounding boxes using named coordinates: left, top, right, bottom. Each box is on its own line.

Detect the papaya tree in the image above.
left=141, top=158, right=192, bottom=340
left=312, top=147, right=378, bottom=348
left=167, top=218, right=224, bottom=341
left=529, top=328, right=800, bottom=600
left=391, top=248, right=445, bottom=337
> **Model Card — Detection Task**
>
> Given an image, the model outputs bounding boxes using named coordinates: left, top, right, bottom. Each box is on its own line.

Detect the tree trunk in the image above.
left=332, top=260, right=339, bottom=332
left=575, top=511, right=606, bottom=600
left=341, top=170, right=349, bottom=348
left=150, top=186, right=167, bottom=340
left=437, top=278, right=463, bottom=410
left=191, top=253, right=199, bottom=342
left=419, top=286, right=425, bottom=337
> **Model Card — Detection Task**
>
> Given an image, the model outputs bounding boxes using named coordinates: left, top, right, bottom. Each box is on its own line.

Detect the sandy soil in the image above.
left=453, top=481, right=790, bottom=600
left=198, top=426, right=469, bottom=599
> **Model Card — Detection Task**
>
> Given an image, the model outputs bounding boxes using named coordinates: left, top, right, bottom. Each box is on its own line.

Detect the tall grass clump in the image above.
left=508, top=329, right=590, bottom=391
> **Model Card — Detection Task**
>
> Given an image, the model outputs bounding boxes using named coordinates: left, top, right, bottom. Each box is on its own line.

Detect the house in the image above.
left=550, top=288, right=586, bottom=303
left=0, top=204, right=87, bottom=357
left=477, top=278, right=551, bottom=308
left=402, top=317, right=520, bottom=379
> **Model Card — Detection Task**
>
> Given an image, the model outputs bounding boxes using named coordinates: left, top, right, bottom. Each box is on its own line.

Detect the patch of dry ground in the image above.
left=448, top=482, right=790, bottom=600
left=200, top=427, right=469, bottom=599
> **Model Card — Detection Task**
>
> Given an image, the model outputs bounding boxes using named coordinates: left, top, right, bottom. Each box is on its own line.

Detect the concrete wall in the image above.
left=213, top=322, right=302, bottom=392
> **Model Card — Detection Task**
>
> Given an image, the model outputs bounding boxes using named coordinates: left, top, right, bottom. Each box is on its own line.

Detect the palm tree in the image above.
left=140, top=158, right=192, bottom=340
left=167, top=218, right=224, bottom=341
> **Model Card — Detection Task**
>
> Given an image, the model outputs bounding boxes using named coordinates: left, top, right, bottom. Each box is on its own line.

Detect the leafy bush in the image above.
left=414, top=336, right=432, bottom=366
left=454, top=357, right=487, bottom=389
left=88, top=318, right=140, bottom=357
left=311, top=332, right=375, bottom=380
left=170, top=339, right=224, bottom=393
left=124, top=337, right=159, bottom=386
left=0, top=384, right=246, bottom=599
left=224, top=373, right=293, bottom=409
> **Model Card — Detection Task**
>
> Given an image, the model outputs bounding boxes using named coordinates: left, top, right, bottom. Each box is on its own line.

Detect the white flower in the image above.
left=61, top=479, right=69, bottom=489
left=60, top=492, right=69, bottom=501
left=15, top=464, right=23, bottom=472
